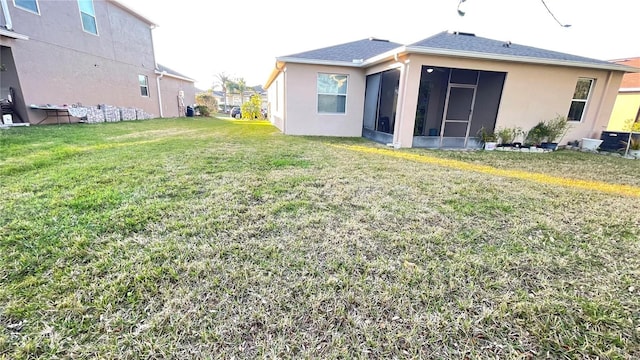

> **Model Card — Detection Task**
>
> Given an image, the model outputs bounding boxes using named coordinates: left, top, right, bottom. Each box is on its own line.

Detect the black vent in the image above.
left=453, top=31, right=475, bottom=36
left=368, top=37, right=389, bottom=42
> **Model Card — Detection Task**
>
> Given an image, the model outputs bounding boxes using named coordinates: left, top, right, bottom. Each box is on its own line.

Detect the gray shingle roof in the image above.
left=409, top=31, right=614, bottom=66
left=280, top=38, right=403, bottom=63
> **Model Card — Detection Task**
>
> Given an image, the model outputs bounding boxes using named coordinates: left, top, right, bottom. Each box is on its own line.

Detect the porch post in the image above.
left=393, top=59, right=421, bottom=148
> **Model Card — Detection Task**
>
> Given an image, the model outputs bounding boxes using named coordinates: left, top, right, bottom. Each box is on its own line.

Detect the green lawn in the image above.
left=1, top=118, right=639, bottom=359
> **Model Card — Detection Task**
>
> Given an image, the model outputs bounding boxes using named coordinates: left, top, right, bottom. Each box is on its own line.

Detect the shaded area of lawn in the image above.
left=1, top=118, right=639, bottom=358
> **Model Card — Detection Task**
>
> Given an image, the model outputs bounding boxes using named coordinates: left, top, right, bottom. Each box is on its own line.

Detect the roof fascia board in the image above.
left=361, top=46, right=407, bottom=67
left=264, top=61, right=286, bottom=89
left=405, top=46, right=639, bottom=73
left=154, top=70, right=194, bottom=82
left=275, top=57, right=362, bottom=68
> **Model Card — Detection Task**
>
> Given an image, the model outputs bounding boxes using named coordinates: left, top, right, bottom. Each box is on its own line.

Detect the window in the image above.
left=78, top=0, right=97, bottom=35
left=567, top=78, right=594, bottom=122
left=139, top=75, right=149, bottom=97
left=317, top=73, right=348, bottom=114
left=14, top=0, right=39, bottom=14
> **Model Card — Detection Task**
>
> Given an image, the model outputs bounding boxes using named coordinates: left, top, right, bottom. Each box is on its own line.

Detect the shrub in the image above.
left=526, top=122, right=549, bottom=145
left=495, top=127, right=521, bottom=145
left=195, top=105, right=210, bottom=117
left=545, top=115, right=570, bottom=143
left=477, top=127, right=496, bottom=143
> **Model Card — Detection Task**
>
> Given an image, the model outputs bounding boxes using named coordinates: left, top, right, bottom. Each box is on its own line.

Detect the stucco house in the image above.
left=0, top=0, right=194, bottom=124
left=155, top=64, right=196, bottom=118
left=265, top=31, right=638, bottom=148
left=606, top=57, right=640, bottom=132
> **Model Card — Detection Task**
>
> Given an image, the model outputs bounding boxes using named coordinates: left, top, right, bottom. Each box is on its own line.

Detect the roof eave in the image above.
left=405, top=46, right=638, bottom=73
left=361, top=46, right=408, bottom=67
left=275, top=56, right=363, bottom=68
left=265, top=57, right=364, bottom=89
left=154, top=70, right=195, bottom=82
left=0, top=28, right=28, bottom=40
left=264, top=61, right=286, bottom=89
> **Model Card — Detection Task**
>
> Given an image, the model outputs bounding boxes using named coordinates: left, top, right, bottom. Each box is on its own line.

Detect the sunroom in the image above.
left=363, top=65, right=506, bottom=148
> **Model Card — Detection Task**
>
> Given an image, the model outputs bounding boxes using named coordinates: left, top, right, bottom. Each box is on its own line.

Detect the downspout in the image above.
left=589, top=71, right=612, bottom=138
left=1, top=0, right=13, bottom=30
left=155, top=70, right=166, bottom=118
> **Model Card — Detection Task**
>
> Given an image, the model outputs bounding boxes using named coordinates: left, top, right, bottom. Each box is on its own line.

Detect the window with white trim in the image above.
left=14, top=0, right=39, bottom=14
left=78, top=0, right=98, bottom=35
left=317, top=73, right=348, bottom=114
left=567, top=78, right=594, bottom=122
left=139, top=75, right=149, bottom=97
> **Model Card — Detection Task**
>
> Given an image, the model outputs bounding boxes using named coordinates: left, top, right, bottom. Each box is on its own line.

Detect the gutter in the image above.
left=275, top=57, right=363, bottom=68
left=156, top=71, right=195, bottom=83
left=268, top=46, right=638, bottom=75
left=404, top=46, right=640, bottom=73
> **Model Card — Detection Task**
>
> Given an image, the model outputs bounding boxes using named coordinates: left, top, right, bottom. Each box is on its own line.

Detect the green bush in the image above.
left=495, top=127, right=522, bottom=144
left=195, top=105, right=210, bottom=117
left=545, top=115, right=569, bottom=143
left=526, top=122, right=549, bottom=145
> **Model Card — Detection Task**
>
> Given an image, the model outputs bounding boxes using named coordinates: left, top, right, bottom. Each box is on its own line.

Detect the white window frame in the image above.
left=13, top=0, right=40, bottom=15
left=317, top=73, right=348, bottom=115
left=78, top=0, right=98, bottom=35
left=567, top=78, right=594, bottom=122
left=139, top=75, right=149, bottom=97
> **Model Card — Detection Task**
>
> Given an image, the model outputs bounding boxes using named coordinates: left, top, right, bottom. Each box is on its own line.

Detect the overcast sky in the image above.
left=118, top=0, right=640, bottom=90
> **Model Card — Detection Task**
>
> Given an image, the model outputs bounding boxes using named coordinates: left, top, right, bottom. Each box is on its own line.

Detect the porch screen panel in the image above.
left=445, top=87, right=474, bottom=121
left=363, top=74, right=381, bottom=130
left=443, top=122, right=468, bottom=137
left=450, top=69, right=478, bottom=85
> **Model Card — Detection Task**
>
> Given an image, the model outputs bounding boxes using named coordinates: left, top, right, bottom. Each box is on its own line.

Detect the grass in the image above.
left=1, top=117, right=639, bottom=359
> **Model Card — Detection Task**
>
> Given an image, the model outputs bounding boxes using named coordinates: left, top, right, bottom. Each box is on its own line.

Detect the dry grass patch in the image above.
left=1, top=118, right=639, bottom=359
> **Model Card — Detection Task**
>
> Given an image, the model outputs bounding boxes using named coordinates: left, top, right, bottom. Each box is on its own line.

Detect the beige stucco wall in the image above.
left=394, top=54, right=624, bottom=147
left=159, top=76, right=196, bottom=118
left=268, top=71, right=285, bottom=131
left=281, top=63, right=365, bottom=136
left=1, top=0, right=160, bottom=124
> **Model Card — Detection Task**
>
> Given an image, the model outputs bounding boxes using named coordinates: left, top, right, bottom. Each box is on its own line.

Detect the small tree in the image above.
left=241, top=94, right=263, bottom=119
left=214, top=72, right=232, bottom=112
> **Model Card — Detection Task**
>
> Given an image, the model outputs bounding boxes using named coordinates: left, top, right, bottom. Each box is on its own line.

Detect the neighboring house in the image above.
left=156, top=63, right=196, bottom=117
left=214, top=90, right=267, bottom=111
left=0, top=0, right=194, bottom=124
left=265, top=31, right=639, bottom=148
left=606, top=57, right=640, bottom=131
